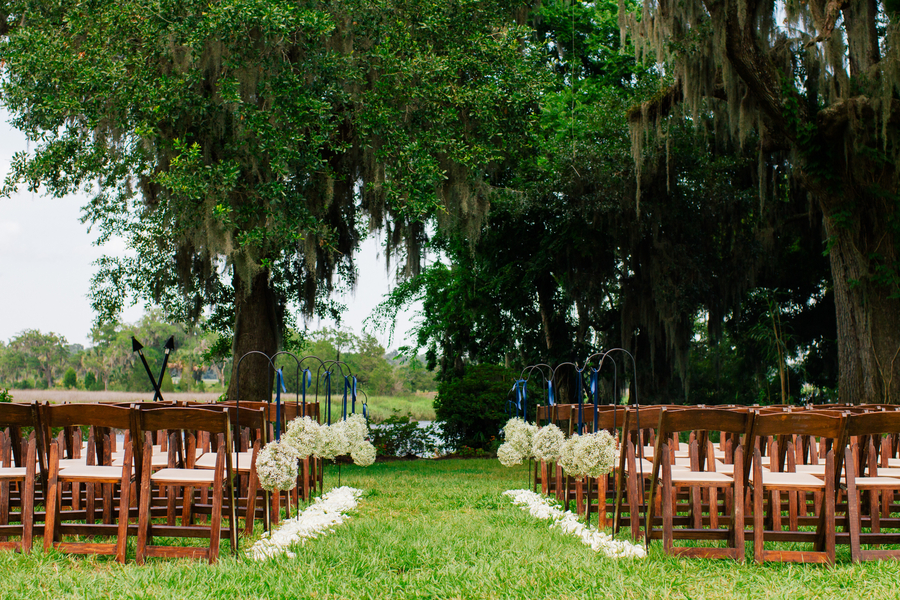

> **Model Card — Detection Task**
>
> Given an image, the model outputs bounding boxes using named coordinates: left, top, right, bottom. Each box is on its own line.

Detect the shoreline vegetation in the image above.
left=8, top=390, right=438, bottom=422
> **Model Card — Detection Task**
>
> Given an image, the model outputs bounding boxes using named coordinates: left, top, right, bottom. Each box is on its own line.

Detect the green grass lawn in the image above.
left=2, top=459, right=900, bottom=599
left=361, top=394, right=436, bottom=422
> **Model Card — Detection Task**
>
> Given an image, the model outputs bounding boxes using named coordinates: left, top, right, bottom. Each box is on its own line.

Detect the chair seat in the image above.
left=628, top=458, right=688, bottom=474
left=112, top=453, right=170, bottom=468
left=670, top=471, right=734, bottom=485
left=58, top=465, right=127, bottom=483
left=851, top=476, right=900, bottom=489
left=795, top=464, right=827, bottom=476
left=151, top=468, right=217, bottom=486
left=870, top=467, right=900, bottom=478
left=750, top=470, right=826, bottom=489
left=58, top=458, right=87, bottom=468
left=194, top=452, right=254, bottom=471
left=0, top=467, right=28, bottom=480
left=714, top=461, right=763, bottom=475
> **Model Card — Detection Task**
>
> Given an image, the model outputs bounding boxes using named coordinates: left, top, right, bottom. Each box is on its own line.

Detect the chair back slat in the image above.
left=751, top=410, right=844, bottom=439
left=139, top=407, right=230, bottom=435
left=658, top=407, right=750, bottom=437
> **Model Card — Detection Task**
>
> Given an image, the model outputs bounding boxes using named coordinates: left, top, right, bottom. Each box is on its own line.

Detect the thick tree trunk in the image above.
left=226, top=269, right=282, bottom=402
left=823, top=204, right=900, bottom=404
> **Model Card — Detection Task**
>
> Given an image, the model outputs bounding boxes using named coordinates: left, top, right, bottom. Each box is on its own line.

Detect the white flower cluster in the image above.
left=283, top=416, right=320, bottom=460
left=503, top=489, right=646, bottom=559
left=248, top=486, right=363, bottom=560
left=256, top=414, right=376, bottom=489
left=326, top=414, right=377, bottom=467
left=558, top=430, right=618, bottom=479
left=315, top=421, right=350, bottom=460
left=497, top=417, right=538, bottom=467
left=531, top=423, right=565, bottom=463
left=256, top=440, right=300, bottom=492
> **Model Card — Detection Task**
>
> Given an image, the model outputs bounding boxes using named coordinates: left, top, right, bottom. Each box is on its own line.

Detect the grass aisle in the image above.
left=1, top=459, right=899, bottom=598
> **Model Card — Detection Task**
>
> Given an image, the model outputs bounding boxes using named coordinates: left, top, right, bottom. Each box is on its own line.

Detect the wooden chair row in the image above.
left=535, top=403, right=900, bottom=564
left=0, top=399, right=320, bottom=563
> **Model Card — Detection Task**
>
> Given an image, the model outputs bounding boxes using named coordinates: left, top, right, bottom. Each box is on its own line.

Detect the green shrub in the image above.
left=0, top=388, right=12, bottom=403
left=433, top=364, right=515, bottom=451
left=63, top=367, right=78, bottom=389
left=370, top=411, right=439, bottom=457
left=83, top=372, right=102, bottom=391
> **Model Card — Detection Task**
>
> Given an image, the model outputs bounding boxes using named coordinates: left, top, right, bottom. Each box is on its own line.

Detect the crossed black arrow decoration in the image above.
left=132, top=335, right=175, bottom=402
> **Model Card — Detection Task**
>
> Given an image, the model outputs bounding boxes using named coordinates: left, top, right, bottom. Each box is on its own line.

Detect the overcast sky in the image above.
left=0, top=111, right=419, bottom=350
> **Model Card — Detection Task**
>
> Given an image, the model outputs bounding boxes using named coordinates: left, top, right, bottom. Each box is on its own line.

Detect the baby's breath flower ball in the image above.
left=351, top=440, right=377, bottom=467
left=532, top=423, right=565, bottom=463
left=256, top=441, right=298, bottom=491
left=283, top=416, right=320, bottom=460
left=314, top=422, right=350, bottom=460
left=497, top=441, right=526, bottom=467
left=503, top=417, right=538, bottom=459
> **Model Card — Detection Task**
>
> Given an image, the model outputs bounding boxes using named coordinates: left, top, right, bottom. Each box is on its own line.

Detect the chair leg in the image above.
left=208, top=451, right=225, bottom=564
left=43, top=441, right=60, bottom=553
left=135, top=441, right=153, bottom=565
left=753, top=449, right=765, bottom=565
left=22, top=437, right=36, bottom=554
left=115, top=468, right=132, bottom=563
left=824, top=449, right=836, bottom=565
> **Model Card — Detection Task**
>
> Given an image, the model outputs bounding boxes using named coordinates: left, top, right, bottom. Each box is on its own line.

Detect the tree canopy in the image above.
left=0, top=0, right=543, bottom=400
left=621, top=0, right=900, bottom=403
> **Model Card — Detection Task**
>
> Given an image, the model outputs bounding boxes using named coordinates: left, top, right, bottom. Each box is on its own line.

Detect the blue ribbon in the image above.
left=275, top=368, right=286, bottom=440
left=520, top=380, right=528, bottom=422
left=576, top=369, right=584, bottom=435
left=324, top=371, right=332, bottom=424
left=548, top=380, right=555, bottom=406
left=343, top=375, right=350, bottom=420
left=591, top=369, right=600, bottom=432
left=301, top=368, right=311, bottom=415
left=351, top=376, right=358, bottom=414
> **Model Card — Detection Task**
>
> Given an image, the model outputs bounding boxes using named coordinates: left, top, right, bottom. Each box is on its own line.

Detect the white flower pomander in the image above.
left=256, top=441, right=299, bottom=491
left=314, top=422, right=350, bottom=460
left=503, top=417, right=538, bottom=459
left=351, top=440, right=377, bottom=467
left=532, top=423, right=565, bottom=463
left=341, top=413, right=369, bottom=448
left=559, top=430, right=618, bottom=479
left=497, top=441, right=526, bottom=467
left=283, top=416, right=320, bottom=460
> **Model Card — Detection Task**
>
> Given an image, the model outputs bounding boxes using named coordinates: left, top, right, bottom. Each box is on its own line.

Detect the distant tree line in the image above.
left=0, top=315, right=434, bottom=397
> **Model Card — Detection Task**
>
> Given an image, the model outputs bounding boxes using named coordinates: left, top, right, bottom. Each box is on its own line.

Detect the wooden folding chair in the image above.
left=135, top=406, right=236, bottom=564
left=40, top=403, right=135, bottom=562
left=193, top=405, right=269, bottom=535
left=613, top=406, right=674, bottom=541
left=839, top=410, right=900, bottom=562
left=744, top=410, right=845, bottom=565
left=645, top=407, right=751, bottom=560
left=0, top=403, right=38, bottom=553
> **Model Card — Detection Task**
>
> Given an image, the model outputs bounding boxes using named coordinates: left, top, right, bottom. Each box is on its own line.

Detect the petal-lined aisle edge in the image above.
left=503, top=489, right=646, bottom=559
left=249, top=486, right=363, bottom=560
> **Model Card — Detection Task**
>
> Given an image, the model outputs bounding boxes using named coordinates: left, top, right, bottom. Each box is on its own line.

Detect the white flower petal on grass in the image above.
left=249, top=486, right=363, bottom=560
left=503, top=489, right=646, bottom=559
